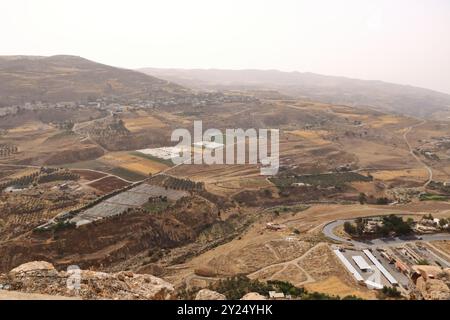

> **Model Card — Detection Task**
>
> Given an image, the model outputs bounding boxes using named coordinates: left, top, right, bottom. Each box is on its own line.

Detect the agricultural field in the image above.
left=121, top=114, right=167, bottom=132
left=370, top=168, right=429, bottom=182
left=88, top=176, right=130, bottom=194
left=287, top=130, right=331, bottom=146
left=270, top=172, right=373, bottom=188
left=100, top=152, right=169, bottom=176
left=70, top=183, right=188, bottom=226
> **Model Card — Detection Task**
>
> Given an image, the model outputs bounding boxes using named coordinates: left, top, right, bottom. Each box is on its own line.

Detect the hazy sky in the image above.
left=1, top=0, right=450, bottom=93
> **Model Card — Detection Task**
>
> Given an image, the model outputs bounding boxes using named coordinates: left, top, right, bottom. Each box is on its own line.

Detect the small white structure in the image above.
left=365, top=280, right=383, bottom=290
left=137, top=146, right=182, bottom=160
left=268, top=291, right=285, bottom=299
left=352, top=256, right=372, bottom=272
left=333, top=249, right=364, bottom=282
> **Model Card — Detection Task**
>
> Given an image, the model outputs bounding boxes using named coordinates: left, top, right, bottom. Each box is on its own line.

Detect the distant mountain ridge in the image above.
left=139, top=68, right=450, bottom=118
left=0, top=55, right=189, bottom=106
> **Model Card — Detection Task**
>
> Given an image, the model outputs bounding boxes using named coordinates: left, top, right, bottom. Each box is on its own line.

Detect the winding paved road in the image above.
left=323, top=219, right=450, bottom=248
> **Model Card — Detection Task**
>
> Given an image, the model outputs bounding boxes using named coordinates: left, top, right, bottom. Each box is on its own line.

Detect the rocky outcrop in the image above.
left=195, top=289, right=226, bottom=300
left=10, top=261, right=56, bottom=274
left=0, top=261, right=174, bottom=300
left=416, top=277, right=450, bottom=300
left=241, top=292, right=267, bottom=300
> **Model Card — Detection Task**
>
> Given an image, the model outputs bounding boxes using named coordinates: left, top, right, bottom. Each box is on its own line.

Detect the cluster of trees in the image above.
left=380, top=286, right=402, bottom=299
left=89, top=119, right=130, bottom=138
left=377, top=215, right=413, bottom=236
left=163, top=176, right=204, bottom=191
left=209, top=275, right=362, bottom=300
left=0, top=197, right=45, bottom=216
left=37, top=170, right=79, bottom=184
left=359, top=193, right=391, bottom=205
left=0, top=168, right=79, bottom=191
left=149, top=195, right=168, bottom=203
left=0, top=171, right=40, bottom=190
left=56, top=120, right=74, bottom=131
left=344, top=218, right=365, bottom=236
left=344, top=215, right=413, bottom=237
left=0, top=144, right=18, bottom=157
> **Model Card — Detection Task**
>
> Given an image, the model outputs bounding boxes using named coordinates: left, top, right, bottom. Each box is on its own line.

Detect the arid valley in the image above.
left=1, top=54, right=450, bottom=301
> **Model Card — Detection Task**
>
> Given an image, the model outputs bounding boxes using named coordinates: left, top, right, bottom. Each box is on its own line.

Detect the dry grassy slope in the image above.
left=0, top=55, right=188, bottom=106
left=0, top=196, right=218, bottom=273
left=140, top=68, right=450, bottom=119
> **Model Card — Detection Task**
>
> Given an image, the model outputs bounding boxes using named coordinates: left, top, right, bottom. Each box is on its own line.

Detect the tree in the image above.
left=359, top=193, right=367, bottom=205
left=376, top=197, right=390, bottom=205
left=381, top=286, right=401, bottom=298
left=355, top=218, right=365, bottom=236
left=344, top=221, right=356, bottom=235
left=263, top=189, right=272, bottom=197
left=439, top=218, right=448, bottom=227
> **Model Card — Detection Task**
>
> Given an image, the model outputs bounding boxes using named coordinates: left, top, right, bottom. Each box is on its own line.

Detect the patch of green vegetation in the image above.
left=143, top=200, right=170, bottom=213
left=267, top=204, right=310, bottom=215
left=379, top=286, right=402, bottom=299
left=57, top=160, right=107, bottom=170
left=129, top=151, right=174, bottom=167
left=46, top=130, right=76, bottom=141
left=178, top=110, right=203, bottom=117
left=345, top=215, right=412, bottom=237
left=209, top=276, right=363, bottom=300
left=108, top=167, right=146, bottom=182
left=419, top=193, right=449, bottom=201
left=416, top=259, right=430, bottom=265
left=34, top=220, right=75, bottom=233
left=270, top=172, right=372, bottom=188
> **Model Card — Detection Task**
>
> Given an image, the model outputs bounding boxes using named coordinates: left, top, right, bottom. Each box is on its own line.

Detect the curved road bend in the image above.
left=323, top=219, right=450, bottom=248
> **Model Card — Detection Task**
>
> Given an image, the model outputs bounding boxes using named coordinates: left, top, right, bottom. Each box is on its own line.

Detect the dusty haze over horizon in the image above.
left=1, top=0, right=450, bottom=94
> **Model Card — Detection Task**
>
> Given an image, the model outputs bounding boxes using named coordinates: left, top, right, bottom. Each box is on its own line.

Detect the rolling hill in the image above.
left=139, top=68, right=450, bottom=119
left=0, top=55, right=189, bottom=106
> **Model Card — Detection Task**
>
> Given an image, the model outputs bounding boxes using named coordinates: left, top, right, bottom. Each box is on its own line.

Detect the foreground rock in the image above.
left=0, top=289, right=80, bottom=300
left=413, top=266, right=450, bottom=300
left=195, top=289, right=226, bottom=300
left=0, top=261, right=174, bottom=300
left=241, top=292, right=267, bottom=300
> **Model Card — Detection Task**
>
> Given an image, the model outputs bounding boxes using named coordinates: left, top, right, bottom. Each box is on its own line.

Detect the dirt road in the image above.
left=403, top=121, right=433, bottom=187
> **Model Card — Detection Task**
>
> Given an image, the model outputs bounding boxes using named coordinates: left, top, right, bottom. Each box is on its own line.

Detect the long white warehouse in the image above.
left=333, top=250, right=364, bottom=282
left=352, top=256, right=372, bottom=271
left=363, top=249, right=398, bottom=285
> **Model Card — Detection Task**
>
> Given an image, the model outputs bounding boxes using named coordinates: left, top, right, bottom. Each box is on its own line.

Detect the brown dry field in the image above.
left=339, top=139, right=415, bottom=169
left=169, top=164, right=268, bottom=196
left=430, top=240, right=450, bottom=255
left=304, top=276, right=376, bottom=299
left=370, top=168, right=429, bottom=181
left=370, top=114, right=403, bottom=128
left=122, top=115, right=166, bottom=132
left=88, top=176, right=130, bottom=193
left=71, top=169, right=107, bottom=181
left=7, top=121, right=53, bottom=134
left=100, top=152, right=169, bottom=175
left=287, top=130, right=331, bottom=146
